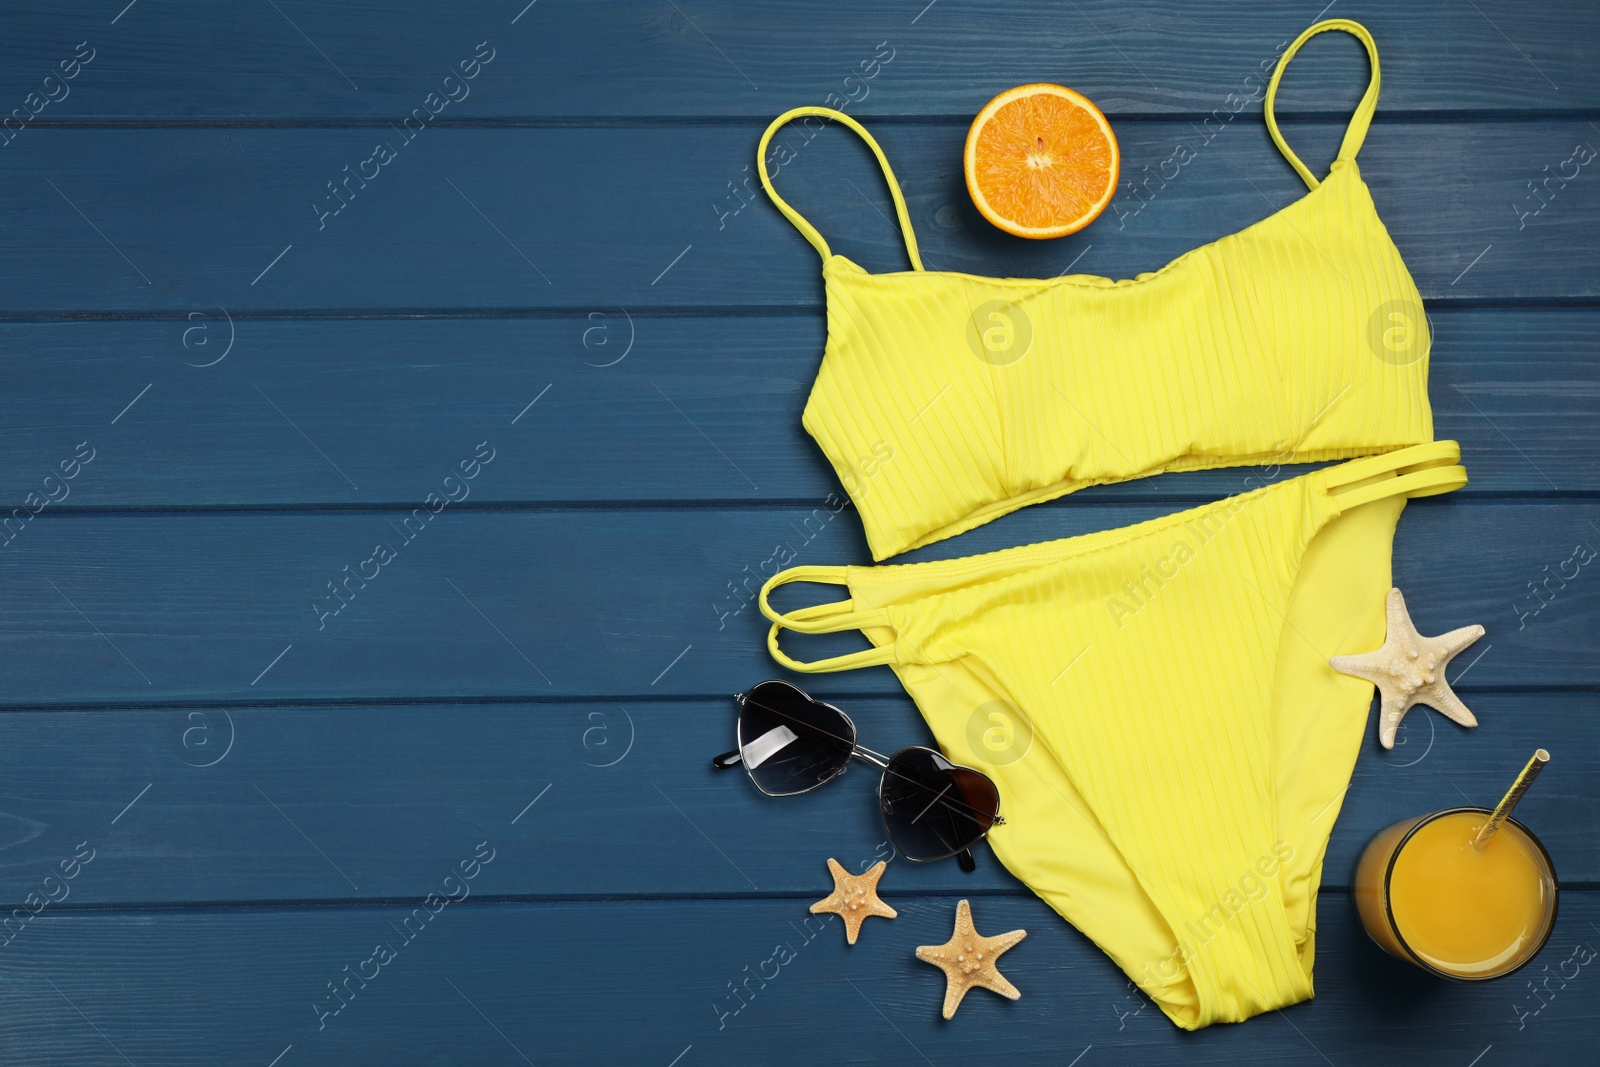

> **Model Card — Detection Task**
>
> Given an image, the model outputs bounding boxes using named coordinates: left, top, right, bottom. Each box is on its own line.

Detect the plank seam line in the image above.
left=12, top=111, right=1600, bottom=128
left=0, top=683, right=1590, bottom=713
left=20, top=886, right=1600, bottom=914
left=0, top=298, right=1592, bottom=323
left=8, top=490, right=1597, bottom=517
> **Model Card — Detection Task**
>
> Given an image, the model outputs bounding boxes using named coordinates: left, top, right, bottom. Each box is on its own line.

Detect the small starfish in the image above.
left=1330, top=587, right=1484, bottom=750
left=809, top=858, right=897, bottom=944
left=915, top=899, right=1027, bottom=1019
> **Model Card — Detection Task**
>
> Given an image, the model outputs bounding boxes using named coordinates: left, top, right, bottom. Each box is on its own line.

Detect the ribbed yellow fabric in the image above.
left=759, top=20, right=1432, bottom=561
left=761, top=442, right=1467, bottom=1029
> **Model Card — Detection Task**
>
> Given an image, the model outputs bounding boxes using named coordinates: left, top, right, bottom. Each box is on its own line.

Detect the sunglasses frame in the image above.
left=712, top=679, right=1004, bottom=870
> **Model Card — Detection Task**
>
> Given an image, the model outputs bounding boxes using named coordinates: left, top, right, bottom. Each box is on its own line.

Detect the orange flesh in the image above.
left=1388, top=812, right=1554, bottom=976
left=970, top=91, right=1116, bottom=234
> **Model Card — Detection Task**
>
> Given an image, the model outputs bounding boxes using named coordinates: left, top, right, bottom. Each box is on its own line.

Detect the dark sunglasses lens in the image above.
left=739, top=682, right=855, bottom=796
left=880, top=748, right=999, bottom=861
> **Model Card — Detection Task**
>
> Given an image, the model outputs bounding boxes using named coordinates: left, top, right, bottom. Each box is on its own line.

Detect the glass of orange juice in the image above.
left=1353, top=806, right=1558, bottom=980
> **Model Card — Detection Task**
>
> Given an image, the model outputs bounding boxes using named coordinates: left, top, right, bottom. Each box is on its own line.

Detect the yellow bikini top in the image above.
left=759, top=19, right=1433, bottom=561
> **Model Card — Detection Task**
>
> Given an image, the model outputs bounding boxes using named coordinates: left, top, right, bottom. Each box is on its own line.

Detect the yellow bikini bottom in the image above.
left=760, top=441, right=1466, bottom=1029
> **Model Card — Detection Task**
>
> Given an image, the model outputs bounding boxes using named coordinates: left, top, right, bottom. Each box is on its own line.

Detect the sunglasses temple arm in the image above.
left=931, top=788, right=981, bottom=873
left=717, top=743, right=878, bottom=771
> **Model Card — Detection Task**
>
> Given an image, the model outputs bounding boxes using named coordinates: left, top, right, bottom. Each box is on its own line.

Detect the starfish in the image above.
left=915, top=899, right=1027, bottom=1019
left=809, top=858, right=897, bottom=944
left=1329, top=586, right=1484, bottom=750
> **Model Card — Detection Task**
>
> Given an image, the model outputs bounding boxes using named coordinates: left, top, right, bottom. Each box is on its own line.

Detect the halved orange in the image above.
left=964, top=83, right=1120, bottom=239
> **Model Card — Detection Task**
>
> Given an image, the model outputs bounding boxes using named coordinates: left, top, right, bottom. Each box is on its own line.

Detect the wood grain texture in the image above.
left=3, top=894, right=1596, bottom=1066
left=0, top=308, right=1593, bottom=508
left=0, top=120, right=1593, bottom=313
left=0, top=501, right=1592, bottom=707
left=1, top=1, right=1594, bottom=120
left=0, top=693, right=1591, bottom=909
left=0, top=3, right=1592, bottom=1063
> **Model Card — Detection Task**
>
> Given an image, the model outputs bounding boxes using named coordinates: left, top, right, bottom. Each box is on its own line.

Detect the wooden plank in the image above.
left=0, top=308, right=1592, bottom=509
left=3, top=892, right=1595, bottom=1064
left=0, top=4, right=1585, bottom=1063
left=3, top=2, right=1594, bottom=121
left=0, top=502, right=1591, bottom=707
left=0, top=692, right=1589, bottom=908
left=0, top=120, right=1593, bottom=313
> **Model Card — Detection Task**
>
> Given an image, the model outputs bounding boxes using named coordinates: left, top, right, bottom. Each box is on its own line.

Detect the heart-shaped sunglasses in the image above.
left=712, top=680, right=1004, bottom=872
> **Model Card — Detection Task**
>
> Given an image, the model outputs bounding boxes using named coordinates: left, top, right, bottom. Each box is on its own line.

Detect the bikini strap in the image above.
left=1323, top=441, right=1467, bottom=513
left=759, top=565, right=897, bottom=673
left=757, top=106, right=926, bottom=271
left=1265, top=19, right=1381, bottom=190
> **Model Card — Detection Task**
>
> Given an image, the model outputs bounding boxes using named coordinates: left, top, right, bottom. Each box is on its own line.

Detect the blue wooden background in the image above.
left=0, top=2, right=1594, bottom=1064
